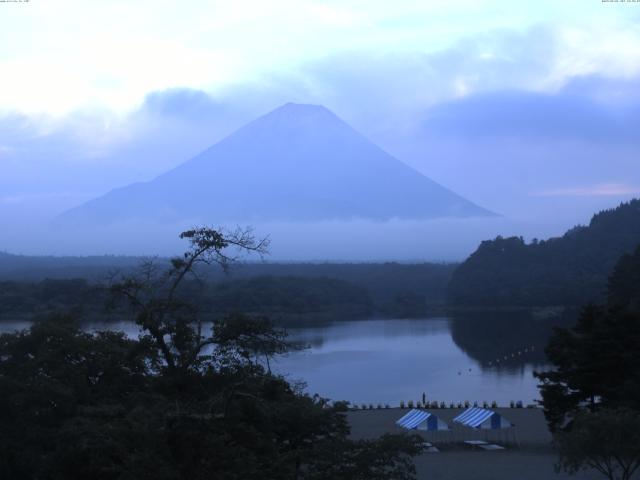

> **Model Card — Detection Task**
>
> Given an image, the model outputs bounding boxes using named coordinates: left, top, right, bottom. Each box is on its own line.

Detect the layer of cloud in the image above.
left=1, top=1, right=639, bottom=115
left=535, top=183, right=640, bottom=197
left=418, top=82, right=640, bottom=144
left=1, top=9, right=639, bottom=257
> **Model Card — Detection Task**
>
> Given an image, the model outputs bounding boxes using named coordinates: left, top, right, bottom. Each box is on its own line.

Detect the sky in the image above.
left=2, top=1, right=640, bottom=116
left=0, top=0, right=639, bottom=259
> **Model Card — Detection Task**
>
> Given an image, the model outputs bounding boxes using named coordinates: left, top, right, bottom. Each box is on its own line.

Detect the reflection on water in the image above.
left=449, top=311, right=554, bottom=373
left=274, top=315, right=557, bottom=406
left=291, top=317, right=450, bottom=349
left=0, top=313, right=570, bottom=407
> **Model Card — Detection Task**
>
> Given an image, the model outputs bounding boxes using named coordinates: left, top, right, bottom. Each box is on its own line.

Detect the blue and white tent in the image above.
left=453, top=407, right=512, bottom=430
left=396, top=409, right=449, bottom=431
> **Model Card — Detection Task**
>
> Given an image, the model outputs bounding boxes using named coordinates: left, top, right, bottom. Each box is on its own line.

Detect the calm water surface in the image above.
left=275, top=318, right=547, bottom=406
left=0, top=316, right=550, bottom=407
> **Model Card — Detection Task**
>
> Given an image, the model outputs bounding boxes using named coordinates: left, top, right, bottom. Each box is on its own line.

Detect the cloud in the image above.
left=140, top=88, right=226, bottom=120
left=535, top=183, right=640, bottom=197
left=418, top=85, right=640, bottom=144
left=560, top=74, right=640, bottom=105
left=1, top=1, right=639, bottom=115
left=259, top=25, right=640, bottom=140
left=0, top=145, right=14, bottom=156
left=0, top=192, right=92, bottom=205
left=0, top=87, right=261, bottom=222
left=373, top=73, right=640, bottom=221
left=0, top=21, right=639, bottom=243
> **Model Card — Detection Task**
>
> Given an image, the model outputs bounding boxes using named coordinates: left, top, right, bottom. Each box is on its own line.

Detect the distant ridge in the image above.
left=447, top=199, right=640, bottom=306
left=59, top=102, right=494, bottom=224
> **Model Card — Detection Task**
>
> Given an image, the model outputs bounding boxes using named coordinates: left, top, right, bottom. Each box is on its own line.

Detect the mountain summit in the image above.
left=60, top=103, right=494, bottom=224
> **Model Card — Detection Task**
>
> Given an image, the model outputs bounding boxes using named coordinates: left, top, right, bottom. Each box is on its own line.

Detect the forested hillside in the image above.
left=0, top=257, right=456, bottom=321
left=0, top=252, right=140, bottom=280
left=447, top=199, right=640, bottom=306
left=0, top=269, right=453, bottom=325
left=0, top=276, right=373, bottom=325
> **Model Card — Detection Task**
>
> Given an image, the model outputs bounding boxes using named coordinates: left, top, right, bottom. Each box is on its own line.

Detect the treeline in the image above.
left=0, top=277, right=370, bottom=325
left=537, top=243, right=640, bottom=430
left=220, top=262, right=454, bottom=305
left=0, top=261, right=456, bottom=323
left=0, top=279, right=109, bottom=321
left=534, top=243, right=640, bottom=479
left=0, top=255, right=456, bottom=307
left=203, top=276, right=374, bottom=324
left=0, top=252, right=139, bottom=281
left=447, top=199, right=640, bottom=306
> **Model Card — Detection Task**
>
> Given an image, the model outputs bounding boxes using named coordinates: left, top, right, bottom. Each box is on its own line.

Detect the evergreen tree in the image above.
left=536, top=244, right=640, bottom=431
left=448, top=199, right=640, bottom=307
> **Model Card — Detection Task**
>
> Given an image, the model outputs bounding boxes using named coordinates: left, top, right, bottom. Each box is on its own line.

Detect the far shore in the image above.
left=424, top=304, right=578, bottom=316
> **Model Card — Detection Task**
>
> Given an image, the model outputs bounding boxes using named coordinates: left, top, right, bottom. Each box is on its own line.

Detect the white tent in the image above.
left=453, top=407, right=512, bottom=430
left=396, top=409, right=450, bottom=431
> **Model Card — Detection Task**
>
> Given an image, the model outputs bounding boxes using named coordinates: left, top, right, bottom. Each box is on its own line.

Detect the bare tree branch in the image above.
left=109, top=226, right=270, bottom=373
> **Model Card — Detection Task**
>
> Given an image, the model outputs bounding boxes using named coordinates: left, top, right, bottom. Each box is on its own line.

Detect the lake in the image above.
left=0, top=313, right=556, bottom=407
left=276, top=317, right=550, bottom=406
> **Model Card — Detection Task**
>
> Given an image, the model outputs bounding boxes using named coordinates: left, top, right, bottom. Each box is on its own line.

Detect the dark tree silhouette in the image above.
left=0, top=227, right=424, bottom=480
left=555, top=408, right=640, bottom=480
left=536, top=245, right=640, bottom=431
left=448, top=200, right=640, bottom=307
left=109, top=226, right=269, bottom=373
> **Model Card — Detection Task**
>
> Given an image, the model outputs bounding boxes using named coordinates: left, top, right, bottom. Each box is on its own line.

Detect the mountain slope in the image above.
left=447, top=199, right=640, bottom=306
left=59, top=103, right=493, bottom=224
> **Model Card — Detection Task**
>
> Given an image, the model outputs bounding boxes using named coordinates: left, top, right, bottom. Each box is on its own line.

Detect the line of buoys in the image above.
left=487, top=345, right=536, bottom=366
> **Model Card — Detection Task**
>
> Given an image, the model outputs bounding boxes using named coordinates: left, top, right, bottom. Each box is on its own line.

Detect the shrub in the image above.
left=556, top=408, right=640, bottom=480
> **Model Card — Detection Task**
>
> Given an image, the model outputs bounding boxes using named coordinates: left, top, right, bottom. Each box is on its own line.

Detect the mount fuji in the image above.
left=59, top=103, right=494, bottom=224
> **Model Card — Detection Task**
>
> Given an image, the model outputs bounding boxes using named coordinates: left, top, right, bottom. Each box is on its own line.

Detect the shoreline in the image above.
left=347, top=408, right=600, bottom=479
